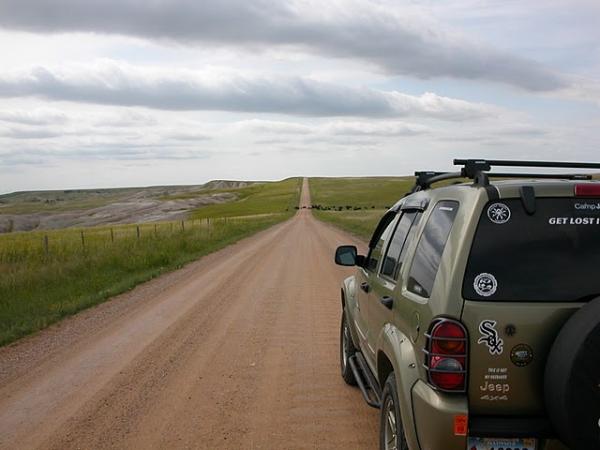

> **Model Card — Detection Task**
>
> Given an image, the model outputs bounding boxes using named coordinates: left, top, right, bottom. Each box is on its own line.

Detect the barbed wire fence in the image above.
left=0, top=216, right=246, bottom=264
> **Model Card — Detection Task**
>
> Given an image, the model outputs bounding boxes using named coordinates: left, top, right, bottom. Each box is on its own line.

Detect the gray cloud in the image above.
left=0, top=144, right=213, bottom=167
left=161, top=131, right=212, bottom=141
left=0, top=0, right=567, bottom=91
left=0, top=60, right=495, bottom=120
left=494, top=125, right=548, bottom=137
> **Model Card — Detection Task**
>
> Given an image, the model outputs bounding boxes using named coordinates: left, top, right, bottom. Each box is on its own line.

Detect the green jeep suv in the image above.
left=335, top=159, right=600, bottom=450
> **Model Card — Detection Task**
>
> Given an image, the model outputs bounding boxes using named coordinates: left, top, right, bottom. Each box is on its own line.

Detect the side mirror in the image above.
left=335, top=245, right=363, bottom=266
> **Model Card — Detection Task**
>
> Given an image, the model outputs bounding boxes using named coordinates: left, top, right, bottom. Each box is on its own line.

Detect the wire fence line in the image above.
left=0, top=211, right=290, bottom=346
left=0, top=216, right=248, bottom=263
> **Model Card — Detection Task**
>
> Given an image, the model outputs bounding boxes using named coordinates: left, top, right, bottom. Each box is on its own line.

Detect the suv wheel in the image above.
left=380, top=373, right=408, bottom=450
left=340, top=311, right=357, bottom=385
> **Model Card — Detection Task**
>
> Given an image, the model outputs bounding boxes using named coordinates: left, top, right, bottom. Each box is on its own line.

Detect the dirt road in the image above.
left=0, top=178, right=378, bottom=449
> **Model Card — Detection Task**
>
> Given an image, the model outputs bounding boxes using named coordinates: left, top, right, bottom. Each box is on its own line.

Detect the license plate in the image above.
left=467, top=437, right=537, bottom=450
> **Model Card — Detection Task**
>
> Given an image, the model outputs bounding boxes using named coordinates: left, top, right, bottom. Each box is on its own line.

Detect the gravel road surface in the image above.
left=0, top=178, right=378, bottom=449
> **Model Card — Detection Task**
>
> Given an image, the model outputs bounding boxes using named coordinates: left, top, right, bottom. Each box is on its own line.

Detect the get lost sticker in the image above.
left=548, top=217, right=600, bottom=225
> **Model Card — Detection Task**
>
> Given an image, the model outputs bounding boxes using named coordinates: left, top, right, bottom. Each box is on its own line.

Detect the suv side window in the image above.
left=367, top=215, right=397, bottom=272
left=395, top=211, right=422, bottom=280
left=407, top=201, right=459, bottom=297
left=380, top=212, right=417, bottom=280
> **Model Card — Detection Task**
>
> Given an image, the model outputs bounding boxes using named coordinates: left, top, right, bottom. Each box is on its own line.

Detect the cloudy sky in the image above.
left=0, top=0, right=599, bottom=193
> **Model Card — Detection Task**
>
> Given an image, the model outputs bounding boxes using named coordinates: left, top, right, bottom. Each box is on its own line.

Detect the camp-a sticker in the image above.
left=487, top=203, right=511, bottom=224
left=478, top=320, right=504, bottom=355
left=574, top=202, right=600, bottom=212
left=474, top=273, right=497, bottom=297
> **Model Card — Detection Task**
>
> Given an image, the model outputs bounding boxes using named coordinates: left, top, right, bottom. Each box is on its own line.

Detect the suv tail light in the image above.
left=575, top=184, right=600, bottom=197
left=423, top=318, right=468, bottom=392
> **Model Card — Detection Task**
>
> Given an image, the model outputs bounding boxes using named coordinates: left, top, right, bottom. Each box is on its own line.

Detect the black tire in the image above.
left=544, top=297, right=600, bottom=450
left=340, top=311, right=357, bottom=386
left=379, top=373, right=409, bottom=450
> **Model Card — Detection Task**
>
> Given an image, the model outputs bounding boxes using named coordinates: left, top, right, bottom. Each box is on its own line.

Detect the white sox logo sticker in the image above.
left=478, top=320, right=504, bottom=355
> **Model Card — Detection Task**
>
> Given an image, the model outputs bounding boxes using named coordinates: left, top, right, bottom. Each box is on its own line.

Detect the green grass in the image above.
left=189, top=178, right=301, bottom=219
left=0, top=178, right=301, bottom=346
left=309, top=177, right=414, bottom=240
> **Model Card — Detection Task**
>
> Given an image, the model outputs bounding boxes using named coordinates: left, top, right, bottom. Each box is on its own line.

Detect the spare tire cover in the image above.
left=544, top=297, right=600, bottom=450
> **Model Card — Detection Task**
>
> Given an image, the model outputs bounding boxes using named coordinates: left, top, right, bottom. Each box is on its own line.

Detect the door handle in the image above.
left=380, top=296, right=394, bottom=310
left=360, top=282, right=370, bottom=293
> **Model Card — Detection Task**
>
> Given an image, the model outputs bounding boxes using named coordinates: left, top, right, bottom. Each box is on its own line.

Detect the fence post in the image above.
left=136, top=225, right=140, bottom=239
left=181, top=220, right=185, bottom=231
left=80, top=230, right=85, bottom=249
left=43, top=234, right=49, bottom=255
left=154, top=223, right=157, bottom=235
left=110, top=228, right=114, bottom=243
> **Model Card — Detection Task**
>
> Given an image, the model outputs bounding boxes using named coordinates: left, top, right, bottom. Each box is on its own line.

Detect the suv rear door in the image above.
left=462, top=196, right=599, bottom=414
left=356, top=212, right=398, bottom=362
left=367, top=211, right=421, bottom=359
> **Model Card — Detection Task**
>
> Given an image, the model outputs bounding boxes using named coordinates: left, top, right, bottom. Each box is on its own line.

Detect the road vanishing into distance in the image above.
left=0, top=179, right=378, bottom=449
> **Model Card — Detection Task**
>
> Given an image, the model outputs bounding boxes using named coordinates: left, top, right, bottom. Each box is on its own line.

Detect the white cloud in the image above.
left=0, top=126, right=63, bottom=139
left=322, top=121, right=427, bottom=137
left=235, top=119, right=312, bottom=135
left=0, top=107, right=68, bottom=125
left=240, top=119, right=429, bottom=137
left=92, top=110, right=158, bottom=128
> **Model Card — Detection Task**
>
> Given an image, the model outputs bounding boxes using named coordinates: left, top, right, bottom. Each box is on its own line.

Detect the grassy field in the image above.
left=0, top=178, right=301, bottom=346
left=188, top=178, right=301, bottom=219
left=309, top=177, right=414, bottom=239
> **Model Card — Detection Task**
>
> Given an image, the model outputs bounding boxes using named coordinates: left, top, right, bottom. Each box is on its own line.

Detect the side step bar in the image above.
left=348, top=353, right=382, bottom=409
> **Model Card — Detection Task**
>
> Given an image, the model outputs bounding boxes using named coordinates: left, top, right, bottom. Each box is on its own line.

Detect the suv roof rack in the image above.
left=411, top=159, right=599, bottom=192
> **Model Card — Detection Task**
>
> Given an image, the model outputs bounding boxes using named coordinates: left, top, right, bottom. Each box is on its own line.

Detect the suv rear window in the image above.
left=407, top=201, right=459, bottom=298
left=463, top=197, right=600, bottom=302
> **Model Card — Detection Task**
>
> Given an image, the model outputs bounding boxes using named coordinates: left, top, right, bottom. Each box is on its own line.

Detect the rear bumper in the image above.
left=411, top=380, right=566, bottom=450
left=411, top=380, right=468, bottom=450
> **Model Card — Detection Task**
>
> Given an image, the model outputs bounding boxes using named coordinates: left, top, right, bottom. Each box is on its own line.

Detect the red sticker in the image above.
left=454, top=415, right=468, bottom=436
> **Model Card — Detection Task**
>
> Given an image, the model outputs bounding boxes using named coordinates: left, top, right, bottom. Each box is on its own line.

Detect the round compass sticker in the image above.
left=487, top=203, right=511, bottom=224
left=474, top=273, right=498, bottom=297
